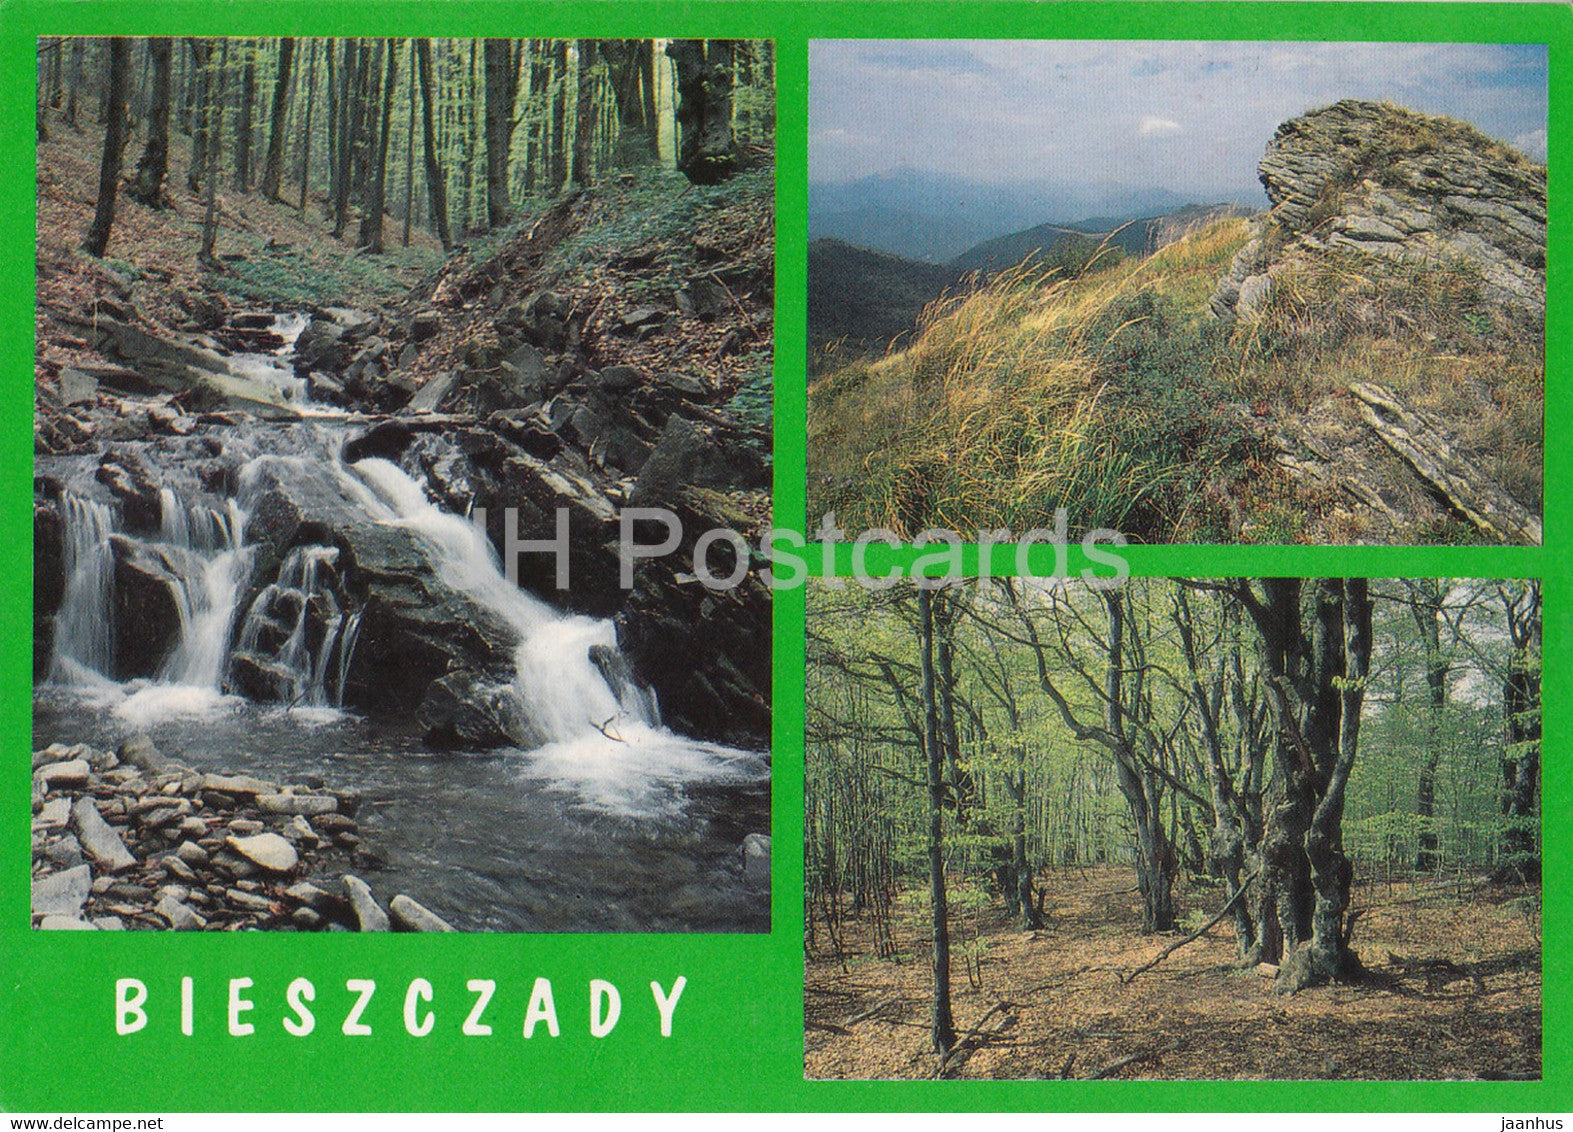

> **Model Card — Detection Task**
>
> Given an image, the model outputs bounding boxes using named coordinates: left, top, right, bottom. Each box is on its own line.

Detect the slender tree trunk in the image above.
left=127, top=38, right=172, bottom=207
left=234, top=39, right=255, bottom=191
left=550, top=40, right=569, bottom=192
left=298, top=40, right=318, bottom=211
left=359, top=40, right=396, bottom=252
left=917, top=589, right=956, bottom=1058
left=331, top=38, right=361, bottom=239
left=186, top=39, right=211, bottom=193
left=1410, top=581, right=1447, bottom=874
left=402, top=42, right=416, bottom=246
left=66, top=38, right=84, bottom=128
left=259, top=37, right=295, bottom=200
left=83, top=38, right=132, bottom=257
left=414, top=39, right=452, bottom=251
left=200, top=41, right=229, bottom=264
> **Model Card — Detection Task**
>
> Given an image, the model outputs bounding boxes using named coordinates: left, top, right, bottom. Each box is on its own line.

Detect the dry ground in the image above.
left=805, top=866, right=1541, bottom=1080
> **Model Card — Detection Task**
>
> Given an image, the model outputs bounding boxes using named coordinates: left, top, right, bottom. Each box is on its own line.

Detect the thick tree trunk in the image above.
left=1251, top=578, right=1371, bottom=992
left=549, top=41, right=569, bottom=192
left=666, top=39, right=739, bottom=185
left=331, top=39, right=361, bottom=239
left=414, top=39, right=452, bottom=251
left=483, top=38, right=518, bottom=230
left=572, top=40, right=596, bottom=188
left=259, top=37, right=295, bottom=200
left=127, top=38, right=172, bottom=208
left=918, top=589, right=956, bottom=1058
left=1498, top=584, right=1541, bottom=883
left=83, top=38, right=132, bottom=258
left=66, top=37, right=84, bottom=128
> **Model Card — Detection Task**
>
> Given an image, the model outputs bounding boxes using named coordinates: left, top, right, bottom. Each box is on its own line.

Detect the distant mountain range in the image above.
left=808, top=200, right=1258, bottom=365
left=809, top=167, right=1257, bottom=262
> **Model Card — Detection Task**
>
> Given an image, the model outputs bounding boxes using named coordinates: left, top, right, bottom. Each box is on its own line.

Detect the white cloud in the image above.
left=1139, top=116, right=1182, bottom=136
left=1513, top=128, right=1548, bottom=161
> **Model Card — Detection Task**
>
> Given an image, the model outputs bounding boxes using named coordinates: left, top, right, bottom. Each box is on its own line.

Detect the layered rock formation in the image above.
left=1212, top=99, right=1546, bottom=323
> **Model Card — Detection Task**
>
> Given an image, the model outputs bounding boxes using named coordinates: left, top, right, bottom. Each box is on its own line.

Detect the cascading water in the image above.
left=349, top=457, right=659, bottom=744
left=47, top=494, right=117, bottom=685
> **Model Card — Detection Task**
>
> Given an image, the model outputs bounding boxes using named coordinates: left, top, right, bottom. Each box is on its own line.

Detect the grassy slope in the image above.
left=807, top=214, right=1543, bottom=544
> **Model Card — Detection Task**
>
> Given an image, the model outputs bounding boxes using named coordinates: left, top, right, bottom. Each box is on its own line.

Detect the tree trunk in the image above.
left=918, top=589, right=956, bottom=1057
left=83, top=38, right=132, bottom=257
left=666, top=39, right=739, bottom=185
left=259, top=37, right=295, bottom=200
left=1249, top=578, right=1371, bottom=991
left=549, top=40, right=569, bottom=192
left=1498, top=583, right=1541, bottom=883
left=127, top=37, right=172, bottom=208
left=359, top=39, right=396, bottom=252
left=572, top=40, right=596, bottom=188
left=66, top=38, right=84, bottom=128
left=234, top=39, right=255, bottom=191
left=414, top=39, right=452, bottom=251
left=298, top=40, right=318, bottom=211
left=1409, top=580, right=1447, bottom=874
left=200, top=41, right=229, bottom=264
left=483, top=38, right=518, bottom=230
left=186, top=39, right=211, bottom=193
left=331, top=38, right=360, bottom=239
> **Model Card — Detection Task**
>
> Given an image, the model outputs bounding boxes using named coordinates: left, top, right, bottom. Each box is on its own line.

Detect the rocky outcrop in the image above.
left=1211, top=100, right=1546, bottom=323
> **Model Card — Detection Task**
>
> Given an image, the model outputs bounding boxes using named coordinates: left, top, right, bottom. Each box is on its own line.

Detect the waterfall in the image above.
left=48, top=494, right=117, bottom=685
left=349, top=457, right=660, bottom=745
left=231, top=543, right=361, bottom=708
left=160, top=494, right=252, bottom=687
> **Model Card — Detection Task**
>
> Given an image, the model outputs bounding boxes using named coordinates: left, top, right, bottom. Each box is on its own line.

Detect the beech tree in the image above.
left=82, top=38, right=131, bottom=257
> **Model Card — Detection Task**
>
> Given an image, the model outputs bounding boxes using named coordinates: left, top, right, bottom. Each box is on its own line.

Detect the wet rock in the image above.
left=292, top=906, right=324, bottom=930
left=43, top=836, right=85, bottom=869
left=94, top=450, right=163, bottom=533
left=117, top=734, right=168, bottom=775
left=417, top=669, right=520, bottom=749
left=32, top=864, right=92, bottom=919
left=742, top=833, right=771, bottom=888
left=161, top=855, right=198, bottom=882
left=226, top=833, right=299, bottom=874
left=201, top=773, right=277, bottom=797
left=390, top=894, right=456, bottom=933
left=70, top=798, right=137, bottom=871
left=175, top=840, right=211, bottom=867
left=257, top=793, right=338, bottom=817
left=38, top=759, right=90, bottom=790
left=342, top=875, right=390, bottom=932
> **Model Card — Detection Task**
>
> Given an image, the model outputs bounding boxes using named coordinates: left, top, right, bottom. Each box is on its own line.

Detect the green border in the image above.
left=1, top=1, right=1563, bottom=1112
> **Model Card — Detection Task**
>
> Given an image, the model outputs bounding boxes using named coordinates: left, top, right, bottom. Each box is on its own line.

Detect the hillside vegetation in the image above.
left=808, top=101, right=1544, bottom=545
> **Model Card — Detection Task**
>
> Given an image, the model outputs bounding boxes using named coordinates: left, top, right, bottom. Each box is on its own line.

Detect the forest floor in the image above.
left=36, top=107, right=445, bottom=386
left=804, top=866, right=1541, bottom=1080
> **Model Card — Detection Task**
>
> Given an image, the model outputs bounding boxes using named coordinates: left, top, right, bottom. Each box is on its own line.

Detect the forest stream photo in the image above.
left=31, top=37, right=775, bottom=933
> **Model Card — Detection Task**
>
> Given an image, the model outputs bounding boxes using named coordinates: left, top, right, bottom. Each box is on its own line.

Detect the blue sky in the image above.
left=809, top=41, right=1548, bottom=200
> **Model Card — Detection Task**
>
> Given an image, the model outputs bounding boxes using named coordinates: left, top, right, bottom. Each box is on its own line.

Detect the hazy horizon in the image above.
left=810, top=41, right=1548, bottom=202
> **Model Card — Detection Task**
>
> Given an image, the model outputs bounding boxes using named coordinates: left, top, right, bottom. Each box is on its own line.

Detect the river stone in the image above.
left=342, top=875, right=390, bottom=932
left=227, top=889, right=275, bottom=913
left=226, top=833, right=299, bottom=874
left=39, top=759, right=90, bottom=790
left=292, top=906, right=324, bottom=930
left=34, top=798, right=70, bottom=828
left=257, top=793, right=338, bottom=817
left=174, top=839, right=210, bottom=867
left=70, top=798, right=137, bottom=871
left=92, top=916, right=126, bottom=931
left=284, top=815, right=319, bottom=845
left=31, top=744, right=74, bottom=768
left=32, top=864, right=91, bottom=918
left=161, top=855, right=198, bottom=882
left=44, top=835, right=85, bottom=869
left=389, top=894, right=456, bottom=933
left=285, top=881, right=331, bottom=909
left=39, top=915, right=97, bottom=931
left=228, top=819, right=265, bottom=836
left=178, top=816, right=208, bottom=839
left=742, top=833, right=771, bottom=888
left=117, top=734, right=168, bottom=775
left=202, top=773, right=277, bottom=796
left=156, top=894, right=207, bottom=931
